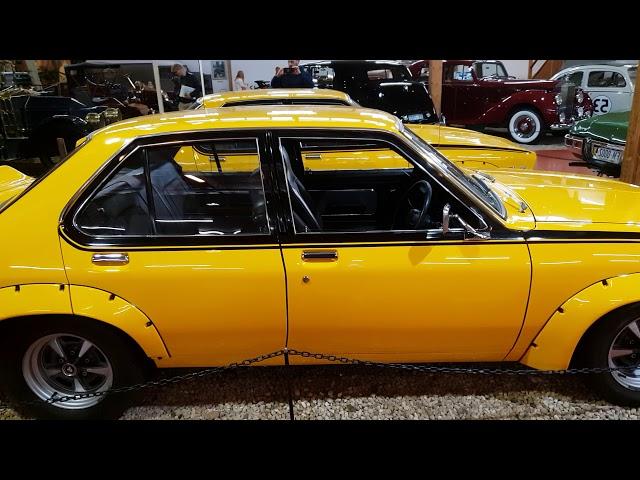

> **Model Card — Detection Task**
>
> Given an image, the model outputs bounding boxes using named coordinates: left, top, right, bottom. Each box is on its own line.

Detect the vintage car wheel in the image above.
left=507, top=109, right=543, bottom=144
left=580, top=305, right=640, bottom=406
left=0, top=317, right=145, bottom=419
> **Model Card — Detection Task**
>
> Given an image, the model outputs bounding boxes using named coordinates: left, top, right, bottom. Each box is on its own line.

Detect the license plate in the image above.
left=592, top=145, right=622, bottom=164
left=406, top=113, right=425, bottom=122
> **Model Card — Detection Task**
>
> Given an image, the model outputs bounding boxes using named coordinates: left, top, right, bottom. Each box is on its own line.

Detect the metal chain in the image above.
left=0, top=348, right=636, bottom=410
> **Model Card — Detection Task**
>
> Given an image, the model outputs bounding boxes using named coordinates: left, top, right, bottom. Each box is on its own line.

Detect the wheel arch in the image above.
left=520, top=273, right=640, bottom=371
left=0, top=284, right=169, bottom=366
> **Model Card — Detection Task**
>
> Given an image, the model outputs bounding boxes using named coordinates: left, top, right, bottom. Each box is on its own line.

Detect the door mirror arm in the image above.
left=441, top=203, right=490, bottom=240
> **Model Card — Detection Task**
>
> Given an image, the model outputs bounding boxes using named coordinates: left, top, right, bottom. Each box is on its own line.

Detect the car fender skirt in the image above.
left=520, top=273, right=640, bottom=370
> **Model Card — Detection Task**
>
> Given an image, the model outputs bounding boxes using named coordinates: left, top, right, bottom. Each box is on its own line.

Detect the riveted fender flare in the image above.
left=520, top=273, right=640, bottom=371
left=0, top=284, right=169, bottom=361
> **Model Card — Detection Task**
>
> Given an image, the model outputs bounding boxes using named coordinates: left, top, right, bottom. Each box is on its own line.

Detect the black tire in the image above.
left=507, top=108, right=544, bottom=145
left=0, top=317, right=145, bottom=419
left=580, top=304, right=640, bottom=407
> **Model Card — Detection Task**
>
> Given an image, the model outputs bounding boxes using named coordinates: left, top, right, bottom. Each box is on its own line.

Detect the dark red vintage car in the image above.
left=410, top=60, right=593, bottom=144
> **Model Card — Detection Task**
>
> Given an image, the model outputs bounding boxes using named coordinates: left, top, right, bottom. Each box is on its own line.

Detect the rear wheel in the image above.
left=581, top=306, right=640, bottom=406
left=0, top=317, right=145, bottom=419
left=507, top=108, right=543, bottom=144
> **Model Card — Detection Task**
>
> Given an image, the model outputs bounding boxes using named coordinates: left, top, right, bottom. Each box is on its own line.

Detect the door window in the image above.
left=445, top=64, right=473, bottom=81
left=75, top=137, right=269, bottom=238
left=557, top=71, right=584, bottom=87
left=588, top=71, right=626, bottom=88
left=279, top=134, right=477, bottom=235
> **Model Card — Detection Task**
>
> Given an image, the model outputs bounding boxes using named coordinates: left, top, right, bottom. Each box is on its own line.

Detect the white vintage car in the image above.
left=551, top=64, right=636, bottom=116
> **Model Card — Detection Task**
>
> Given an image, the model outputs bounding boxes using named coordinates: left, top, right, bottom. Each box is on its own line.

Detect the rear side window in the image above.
left=588, top=71, right=626, bottom=88
left=74, top=137, right=269, bottom=238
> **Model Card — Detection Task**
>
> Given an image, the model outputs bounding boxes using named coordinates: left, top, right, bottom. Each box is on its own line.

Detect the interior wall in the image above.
left=498, top=60, right=529, bottom=79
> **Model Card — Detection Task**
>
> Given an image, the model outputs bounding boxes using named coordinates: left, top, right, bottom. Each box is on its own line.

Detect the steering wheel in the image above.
left=392, top=180, right=433, bottom=230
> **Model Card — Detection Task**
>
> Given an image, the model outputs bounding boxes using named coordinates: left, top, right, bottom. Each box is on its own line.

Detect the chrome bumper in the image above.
left=564, top=134, right=583, bottom=155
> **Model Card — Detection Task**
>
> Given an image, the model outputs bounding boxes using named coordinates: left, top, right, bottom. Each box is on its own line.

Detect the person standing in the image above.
left=171, top=63, right=202, bottom=110
left=234, top=70, right=249, bottom=91
left=271, top=60, right=314, bottom=88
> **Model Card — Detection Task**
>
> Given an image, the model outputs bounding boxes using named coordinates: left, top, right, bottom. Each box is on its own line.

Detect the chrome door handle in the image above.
left=305, top=154, right=322, bottom=159
left=91, top=253, right=129, bottom=265
left=301, top=250, right=338, bottom=261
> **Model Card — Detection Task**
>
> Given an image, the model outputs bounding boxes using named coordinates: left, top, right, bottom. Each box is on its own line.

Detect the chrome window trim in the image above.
left=276, top=132, right=490, bottom=236
left=64, top=134, right=273, bottom=242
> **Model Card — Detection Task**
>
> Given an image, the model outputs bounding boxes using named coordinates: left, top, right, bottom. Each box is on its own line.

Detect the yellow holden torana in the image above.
left=191, top=89, right=537, bottom=171
left=1, top=105, right=640, bottom=419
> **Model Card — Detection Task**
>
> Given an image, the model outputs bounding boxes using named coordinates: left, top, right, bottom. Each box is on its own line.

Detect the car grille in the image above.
left=557, top=83, right=575, bottom=119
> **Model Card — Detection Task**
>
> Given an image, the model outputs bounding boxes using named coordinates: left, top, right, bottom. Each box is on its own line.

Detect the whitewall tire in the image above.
left=507, top=109, right=543, bottom=144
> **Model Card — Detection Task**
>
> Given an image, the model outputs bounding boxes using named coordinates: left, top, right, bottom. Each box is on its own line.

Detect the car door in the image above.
left=442, top=63, right=480, bottom=125
left=272, top=129, right=532, bottom=363
left=586, top=68, right=632, bottom=114
left=59, top=131, right=287, bottom=366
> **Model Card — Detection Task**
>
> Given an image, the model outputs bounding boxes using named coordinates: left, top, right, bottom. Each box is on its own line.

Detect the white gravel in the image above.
left=2, top=364, right=640, bottom=420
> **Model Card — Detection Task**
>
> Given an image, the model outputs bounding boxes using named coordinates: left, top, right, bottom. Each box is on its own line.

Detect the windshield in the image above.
left=629, top=66, right=637, bottom=88
left=474, top=61, right=509, bottom=79
left=401, top=127, right=506, bottom=218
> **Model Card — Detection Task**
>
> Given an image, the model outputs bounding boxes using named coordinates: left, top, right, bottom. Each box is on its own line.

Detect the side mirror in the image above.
left=441, top=203, right=490, bottom=240
left=439, top=114, right=446, bottom=126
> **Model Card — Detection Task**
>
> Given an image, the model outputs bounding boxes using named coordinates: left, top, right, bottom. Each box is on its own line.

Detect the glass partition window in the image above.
left=76, top=138, right=269, bottom=237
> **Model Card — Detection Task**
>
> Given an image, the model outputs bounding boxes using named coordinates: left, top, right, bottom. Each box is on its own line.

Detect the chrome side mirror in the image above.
left=439, top=114, right=447, bottom=126
left=442, top=203, right=490, bottom=240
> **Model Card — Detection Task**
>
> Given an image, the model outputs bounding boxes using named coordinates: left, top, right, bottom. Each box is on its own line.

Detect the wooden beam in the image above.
left=620, top=63, right=640, bottom=184
left=428, top=60, right=443, bottom=116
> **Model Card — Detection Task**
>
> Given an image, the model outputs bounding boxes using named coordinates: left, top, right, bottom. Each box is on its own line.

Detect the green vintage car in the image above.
left=565, top=110, right=629, bottom=177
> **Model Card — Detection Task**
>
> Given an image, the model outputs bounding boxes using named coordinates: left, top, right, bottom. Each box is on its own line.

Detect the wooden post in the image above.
left=428, top=60, right=443, bottom=116
left=619, top=63, right=640, bottom=185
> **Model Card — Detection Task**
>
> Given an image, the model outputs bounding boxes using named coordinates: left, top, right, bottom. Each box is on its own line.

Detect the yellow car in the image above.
left=2, top=105, right=640, bottom=419
left=192, top=89, right=537, bottom=170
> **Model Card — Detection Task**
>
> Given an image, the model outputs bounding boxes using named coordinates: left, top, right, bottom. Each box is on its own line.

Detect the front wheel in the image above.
left=507, top=108, right=543, bottom=144
left=0, top=317, right=145, bottom=419
left=581, top=306, right=640, bottom=406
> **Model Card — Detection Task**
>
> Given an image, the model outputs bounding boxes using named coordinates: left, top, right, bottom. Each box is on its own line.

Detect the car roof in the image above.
left=553, top=64, right=630, bottom=76
left=200, top=88, right=352, bottom=108
left=90, top=105, right=404, bottom=142
left=301, top=60, right=406, bottom=68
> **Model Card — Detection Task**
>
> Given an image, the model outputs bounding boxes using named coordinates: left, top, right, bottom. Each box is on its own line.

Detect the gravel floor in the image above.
left=2, top=364, right=639, bottom=420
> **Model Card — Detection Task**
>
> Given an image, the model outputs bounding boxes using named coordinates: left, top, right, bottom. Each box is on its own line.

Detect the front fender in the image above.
left=477, top=90, right=556, bottom=126
left=520, top=273, right=640, bottom=370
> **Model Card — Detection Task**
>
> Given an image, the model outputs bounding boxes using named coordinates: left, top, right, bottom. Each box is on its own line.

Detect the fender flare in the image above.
left=0, top=284, right=169, bottom=361
left=520, top=273, right=640, bottom=370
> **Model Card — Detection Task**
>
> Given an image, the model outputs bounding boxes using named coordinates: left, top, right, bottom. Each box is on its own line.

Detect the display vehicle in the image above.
left=565, top=110, right=629, bottom=177
left=410, top=60, right=594, bottom=144
left=2, top=106, right=640, bottom=419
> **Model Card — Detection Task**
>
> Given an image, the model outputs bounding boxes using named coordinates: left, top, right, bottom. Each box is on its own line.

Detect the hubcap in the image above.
left=22, top=333, right=113, bottom=410
left=608, top=318, right=640, bottom=390
left=512, top=114, right=538, bottom=139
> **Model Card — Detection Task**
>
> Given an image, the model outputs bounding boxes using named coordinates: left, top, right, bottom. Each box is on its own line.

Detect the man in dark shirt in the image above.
left=171, top=64, right=202, bottom=110
left=271, top=60, right=314, bottom=88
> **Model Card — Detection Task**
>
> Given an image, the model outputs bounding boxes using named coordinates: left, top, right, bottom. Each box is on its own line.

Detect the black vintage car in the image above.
left=0, top=86, right=120, bottom=168
left=301, top=60, right=439, bottom=124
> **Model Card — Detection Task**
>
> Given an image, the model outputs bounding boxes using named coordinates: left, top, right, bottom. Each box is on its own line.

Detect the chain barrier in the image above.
left=0, top=348, right=635, bottom=411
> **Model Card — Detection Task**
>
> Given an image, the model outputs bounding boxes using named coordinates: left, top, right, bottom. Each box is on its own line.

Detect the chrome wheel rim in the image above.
left=608, top=318, right=640, bottom=390
left=22, top=333, right=113, bottom=409
left=512, top=114, right=538, bottom=139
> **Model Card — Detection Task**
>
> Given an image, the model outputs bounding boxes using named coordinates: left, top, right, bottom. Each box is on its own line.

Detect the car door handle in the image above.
left=91, top=253, right=129, bottom=265
left=305, top=154, right=322, bottom=159
left=301, top=250, right=338, bottom=261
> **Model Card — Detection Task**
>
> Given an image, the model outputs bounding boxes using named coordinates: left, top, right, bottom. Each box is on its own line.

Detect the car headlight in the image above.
left=102, top=108, right=122, bottom=125
left=554, top=93, right=563, bottom=105
left=576, top=91, right=584, bottom=104
left=85, top=112, right=105, bottom=130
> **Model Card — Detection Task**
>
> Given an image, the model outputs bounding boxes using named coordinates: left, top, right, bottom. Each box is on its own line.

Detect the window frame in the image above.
left=268, top=128, right=506, bottom=245
left=61, top=129, right=280, bottom=249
